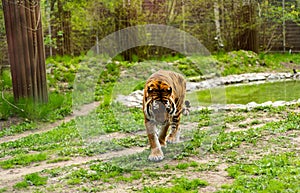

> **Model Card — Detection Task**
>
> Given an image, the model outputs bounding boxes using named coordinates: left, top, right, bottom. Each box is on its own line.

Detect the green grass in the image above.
left=0, top=121, right=81, bottom=158
left=0, top=92, right=72, bottom=122
left=1, top=60, right=73, bottom=121
left=65, top=162, right=129, bottom=185
left=46, top=157, right=71, bottom=164
left=213, top=51, right=299, bottom=76
left=220, top=152, right=300, bottom=192
left=193, top=80, right=300, bottom=105
left=179, top=111, right=299, bottom=157
left=260, top=52, right=300, bottom=70
left=0, top=153, right=48, bottom=169
left=0, top=121, right=37, bottom=137
left=112, top=135, right=147, bottom=148
left=77, top=103, right=144, bottom=140
left=0, top=69, right=12, bottom=90
left=143, top=177, right=208, bottom=193
left=1, top=106, right=297, bottom=192
left=14, top=173, right=48, bottom=189
left=0, top=107, right=146, bottom=161
left=225, top=115, right=246, bottom=123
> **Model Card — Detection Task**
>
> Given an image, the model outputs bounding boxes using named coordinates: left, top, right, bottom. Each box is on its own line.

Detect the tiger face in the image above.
left=144, top=80, right=176, bottom=124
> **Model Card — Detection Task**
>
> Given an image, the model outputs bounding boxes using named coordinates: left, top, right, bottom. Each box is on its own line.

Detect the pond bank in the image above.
left=186, top=72, right=299, bottom=92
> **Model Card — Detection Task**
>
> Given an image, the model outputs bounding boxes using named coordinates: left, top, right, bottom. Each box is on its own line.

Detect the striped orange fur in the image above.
left=143, top=70, right=186, bottom=161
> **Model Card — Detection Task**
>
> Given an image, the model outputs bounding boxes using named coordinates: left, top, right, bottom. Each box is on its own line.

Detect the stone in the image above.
left=246, top=102, right=258, bottom=110
left=268, top=74, right=280, bottom=80
left=261, top=101, right=273, bottom=106
left=272, top=101, right=286, bottom=107
left=248, top=74, right=267, bottom=82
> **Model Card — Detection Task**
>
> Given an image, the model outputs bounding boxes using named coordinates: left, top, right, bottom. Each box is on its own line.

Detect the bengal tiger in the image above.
left=143, top=70, right=186, bottom=161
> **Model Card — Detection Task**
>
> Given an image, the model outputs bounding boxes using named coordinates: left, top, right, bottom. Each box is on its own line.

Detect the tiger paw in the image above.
left=148, top=148, right=164, bottom=162
left=167, top=135, right=179, bottom=144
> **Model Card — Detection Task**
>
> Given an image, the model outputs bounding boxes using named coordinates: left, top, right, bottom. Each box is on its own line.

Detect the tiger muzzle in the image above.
left=152, top=101, right=169, bottom=124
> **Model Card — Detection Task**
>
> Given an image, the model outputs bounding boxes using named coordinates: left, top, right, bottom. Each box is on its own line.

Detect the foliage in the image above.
left=112, top=135, right=147, bottom=148
left=0, top=121, right=37, bottom=138
left=65, top=162, right=128, bottom=185
left=95, top=62, right=121, bottom=102
left=220, top=152, right=300, bottom=192
left=179, top=110, right=299, bottom=157
left=14, top=173, right=48, bottom=189
left=214, top=50, right=265, bottom=76
left=0, top=153, right=48, bottom=169
left=46, top=55, right=83, bottom=91
left=0, top=121, right=80, bottom=158
left=39, top=0, right=297, bottom=56
left=172, top=58, right=203, bottom=77
left=0, top=92, right=72, bottom=122
left=0, top=69, right=12, bottom=90
left=143, top=177, right=208, bottom=193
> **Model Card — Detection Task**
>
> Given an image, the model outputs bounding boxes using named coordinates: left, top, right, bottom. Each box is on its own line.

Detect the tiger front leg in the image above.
left=158, top=122, right=170, bottom=147
left=167, top=115, right=181, bottom=144
left=145, top=120, right=164, bottom=161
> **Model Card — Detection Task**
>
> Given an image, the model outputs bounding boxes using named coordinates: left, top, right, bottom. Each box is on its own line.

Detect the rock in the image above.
left=268, top=74, right=280, bottom=80
left=186, top=82, right=199, bottom=92
left=246, top=102, right=257, bottom=110
left=272, top=101, right=286, bottom=107
left=261, top=101, right=273, bottom=106
left=248, top=74, right=266, bottom=82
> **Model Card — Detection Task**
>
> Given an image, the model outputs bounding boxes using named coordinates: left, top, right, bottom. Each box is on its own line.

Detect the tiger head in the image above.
left=144, top=80, right=176, bottom=124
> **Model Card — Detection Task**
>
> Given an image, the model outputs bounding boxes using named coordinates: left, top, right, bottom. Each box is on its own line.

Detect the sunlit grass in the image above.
left=220, top=152, right=300, bottom=192
left=0, top=153, right=48, bottom=169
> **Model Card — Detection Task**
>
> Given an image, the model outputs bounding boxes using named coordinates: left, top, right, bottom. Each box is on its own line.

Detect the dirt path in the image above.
left=0, top=101, right=99, bottom=144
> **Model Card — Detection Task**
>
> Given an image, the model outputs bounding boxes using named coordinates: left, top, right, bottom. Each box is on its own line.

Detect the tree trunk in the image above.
left=234, top=0, right=259, bottom=53
left=214, top=1, right=224, bottom=49
left=2, top=0, right=48, bottom=102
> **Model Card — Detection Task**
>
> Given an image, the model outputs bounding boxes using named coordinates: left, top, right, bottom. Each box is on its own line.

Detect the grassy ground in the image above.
left=0, top=51, right=299, bottom=192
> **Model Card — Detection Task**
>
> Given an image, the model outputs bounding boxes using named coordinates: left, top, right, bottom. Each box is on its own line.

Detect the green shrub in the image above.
left=14, top=173, right=48, bottom=189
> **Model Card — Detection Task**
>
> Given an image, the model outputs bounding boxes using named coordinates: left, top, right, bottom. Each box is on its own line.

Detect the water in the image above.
left=188, top=80, right=300, bottom=105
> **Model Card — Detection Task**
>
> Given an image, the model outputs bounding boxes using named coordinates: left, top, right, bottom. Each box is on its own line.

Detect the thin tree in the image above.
left=2, top=0, right=48, bottom=102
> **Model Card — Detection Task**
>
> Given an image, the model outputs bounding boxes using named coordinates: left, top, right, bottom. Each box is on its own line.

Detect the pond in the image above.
left=188, top=80, right=300, bottom=106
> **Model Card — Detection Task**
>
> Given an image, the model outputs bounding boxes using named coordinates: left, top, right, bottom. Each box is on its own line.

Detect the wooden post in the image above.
left=2, top=0, right=48, bottom=102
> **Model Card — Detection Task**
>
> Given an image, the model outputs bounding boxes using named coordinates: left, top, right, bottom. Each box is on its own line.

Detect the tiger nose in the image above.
left=152, top=101, right=167, bottom=123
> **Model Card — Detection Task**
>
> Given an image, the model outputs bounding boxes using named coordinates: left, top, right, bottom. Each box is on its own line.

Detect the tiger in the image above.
left=143, top=70, right=186, bottom=161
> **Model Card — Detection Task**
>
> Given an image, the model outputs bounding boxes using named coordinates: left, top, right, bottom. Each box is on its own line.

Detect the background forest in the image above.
left=1, top=0, right=300, bottom=65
